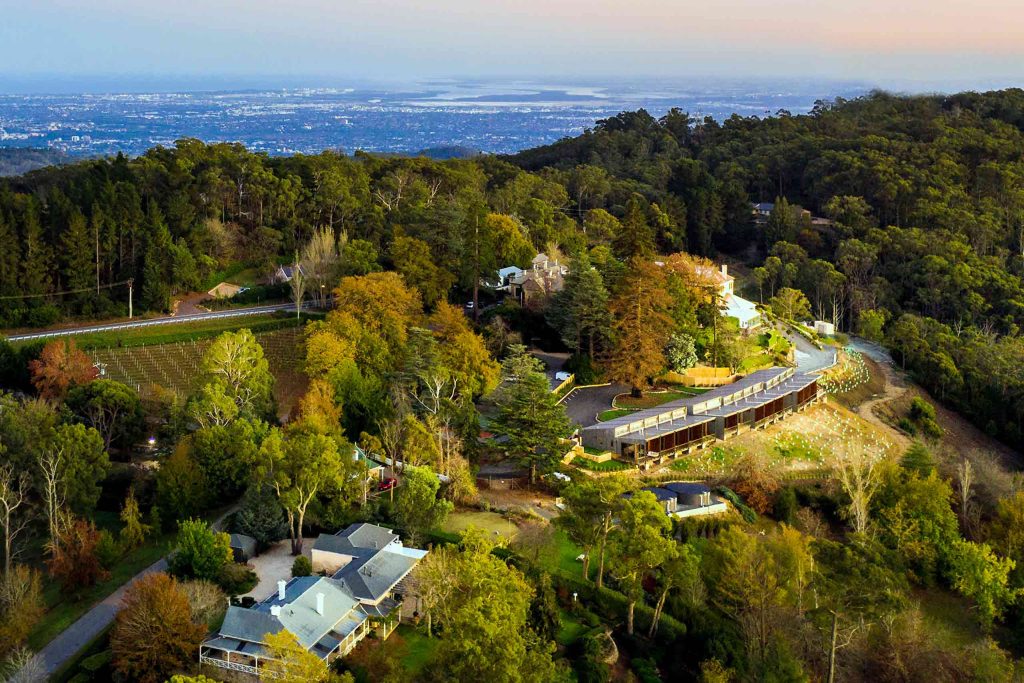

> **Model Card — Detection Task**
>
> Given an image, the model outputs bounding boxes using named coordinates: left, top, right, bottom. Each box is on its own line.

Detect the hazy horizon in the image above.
left=2, top=1, right=1023, bottom=94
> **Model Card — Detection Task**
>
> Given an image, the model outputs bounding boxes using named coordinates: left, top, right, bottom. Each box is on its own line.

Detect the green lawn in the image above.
left=616, top=387, right=706, bottom=409
left=556, top=609, right=589, bottom=647
left=538, top=529, right=587, bottom=580
left=572, top=456, right=631, bottom=472
left=393, top=624, right=438, bottom=674
left=597, top=408, right=635, bottom=422
left=441, top=510, right=517, bottom=541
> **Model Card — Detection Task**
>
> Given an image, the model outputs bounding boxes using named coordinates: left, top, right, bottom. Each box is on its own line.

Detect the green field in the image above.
left=441, top=510, right=518, bottom=541
left=86, top=324, right=309, bottom=415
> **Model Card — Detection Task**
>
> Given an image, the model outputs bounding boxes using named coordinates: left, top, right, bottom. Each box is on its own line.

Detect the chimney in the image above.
left=277, top=580, right=287, bottom=601
left=721, top=264, right=728, bottom=277
left=270, top=605, right=282, bottom=617
left=316, top=592, right=325, bottom=616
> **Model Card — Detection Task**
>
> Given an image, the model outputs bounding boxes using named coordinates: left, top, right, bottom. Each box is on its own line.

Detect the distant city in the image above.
left=0, top=78, right=872, bottom=157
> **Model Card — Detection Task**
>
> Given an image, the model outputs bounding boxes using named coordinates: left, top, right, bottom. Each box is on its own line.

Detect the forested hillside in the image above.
left=512, top=90, right=1024, bottom=448
left=2, top=90, right=1024, bottom=447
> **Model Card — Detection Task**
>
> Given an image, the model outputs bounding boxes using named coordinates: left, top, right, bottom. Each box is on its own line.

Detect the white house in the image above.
left=697, top=264, right=761, bottom=331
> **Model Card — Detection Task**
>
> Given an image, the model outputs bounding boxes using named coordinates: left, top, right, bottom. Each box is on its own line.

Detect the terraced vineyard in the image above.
left=88, top=327, right=308, bottom=417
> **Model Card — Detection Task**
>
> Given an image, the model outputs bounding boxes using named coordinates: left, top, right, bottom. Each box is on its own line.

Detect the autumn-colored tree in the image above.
left=294, top=378, right=343, bottom=435
left=606, top=257, right=673, bottom=393
left=0, top=564, right=44, bottom=658
left=47, top=518, right=109, bottom=593
left=428, top=302, right=500, bottom=397
left=728, top=453, right=781, bottom=515
left=110, top=572, right=206, bottom=683
left=120, top=488, right=150, bottom=550
left=261, top=629, right=333, bottom=683
left=28, top=338, right=98, bottom=400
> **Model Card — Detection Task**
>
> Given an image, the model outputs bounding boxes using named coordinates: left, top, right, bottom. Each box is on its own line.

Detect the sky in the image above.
left=1, top=0, right=1023, bottom=92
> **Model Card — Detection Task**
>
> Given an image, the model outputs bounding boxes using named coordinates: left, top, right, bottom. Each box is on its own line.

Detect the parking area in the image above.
left=240, top=537, right=315, bottom=600
left=561, top=382, right=629, bottom=428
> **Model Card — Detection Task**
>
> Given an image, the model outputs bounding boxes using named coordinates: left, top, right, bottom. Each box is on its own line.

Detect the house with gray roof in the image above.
left=200, top=522, right=427, bottom=677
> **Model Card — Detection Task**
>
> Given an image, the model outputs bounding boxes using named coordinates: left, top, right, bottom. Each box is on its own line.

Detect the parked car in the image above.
left=378, top=477, right=397, bottom=491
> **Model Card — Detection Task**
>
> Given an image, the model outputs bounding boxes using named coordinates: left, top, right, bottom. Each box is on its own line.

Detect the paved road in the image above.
left=777, top=322, right=838, bottom=373
left=5, top=302, right=301, bottom=342
left=33, top=557, right=168, bottom=679
left=28, top=509, right=236, bottom=680
left=562, top=383, right=630, bottom=428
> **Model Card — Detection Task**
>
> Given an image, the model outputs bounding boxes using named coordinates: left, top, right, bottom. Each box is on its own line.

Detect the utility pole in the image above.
left=827, top=610, right=838, bottom=683
left=127, top=278, right=133, bottom=319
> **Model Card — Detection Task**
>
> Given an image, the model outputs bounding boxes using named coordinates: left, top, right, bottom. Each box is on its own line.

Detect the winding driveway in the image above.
left=28, top=508, right=237, bottom=680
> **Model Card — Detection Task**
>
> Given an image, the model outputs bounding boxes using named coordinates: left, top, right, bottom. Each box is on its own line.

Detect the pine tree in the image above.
left=547, top=253, right=611, bottom=359
left=20, top=202, right=52, bottom=297
left=612, top=195, right=656, bottom=259
left=141, top=202, right=172, bottom=311
left=62, top=210, right=96, bottom=301
left=0, top=212, right=21, bottom=297
left=606, top=257, right=674, bottom=394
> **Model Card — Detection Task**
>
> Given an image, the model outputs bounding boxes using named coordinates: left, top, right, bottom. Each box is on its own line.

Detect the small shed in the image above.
left=229, top=533, right=257, bottom=562
left=814, top=320, right=835, bottom=336
left=208, top=282, right=243, bottom=299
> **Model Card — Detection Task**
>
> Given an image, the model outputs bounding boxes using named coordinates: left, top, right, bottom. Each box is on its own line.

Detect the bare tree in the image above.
left=4, top=647, right=46, bottom=683
left=829, top=439, right=884, bottom=534
left=39, top=446, right=67, bottom=549
left=301, top=227, right=340, bottom=308
left=0, top=466, right=31, bottom=576
left=955, top=457, right=978, bottom=539
left=288, top=251, right=306, bottom=319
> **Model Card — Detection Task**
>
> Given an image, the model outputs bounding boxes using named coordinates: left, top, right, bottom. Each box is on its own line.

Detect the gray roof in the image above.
left=229, top=533, right=256, bottom=553
left=663, top=482, right=711, bottom=496
left=219, top=606, right=283, bottom=644
left=335, top=546, right=425, bottom=602
left=312, top=522, right=427, bottom=603
left=584, top=367, right=791, bottom=435
left=313, top=523, right=398, bottom=555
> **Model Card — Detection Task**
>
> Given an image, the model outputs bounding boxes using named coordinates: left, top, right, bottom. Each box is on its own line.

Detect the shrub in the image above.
left=909, top=397, right=936, bottom=422
left=80, top=651, right=112, bottom=672
left=167, top=519, right=232, bottom=583
left=218, top=562, right=258, bottom=596
left=898, top=417, right=917, bottom=435
left=773, top=486, right=797, bottom=525
left=95, top=530, right=121, bottom=569
left=292, top=555, right=313, bottom=577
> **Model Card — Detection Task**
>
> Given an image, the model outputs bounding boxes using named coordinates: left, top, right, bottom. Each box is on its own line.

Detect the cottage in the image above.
left=507, top=253, right=569, bottom=307
left=200, top=523, right=426, bottom=677
left=272, top=263, right=305, bottom=284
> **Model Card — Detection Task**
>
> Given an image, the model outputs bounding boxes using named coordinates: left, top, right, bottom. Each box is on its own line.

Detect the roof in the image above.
left=583, top=367, right=791, bottom=435
left=229, top=533, right=257, bottom=553
left=313, top=523, right=399, bottom=555
left=219, top=605, right=283, bottom=644
left=662, top=482, right=711, bottom=496
left=335, top=544, right=426, bottom=602
left=256, top=577, right=362, bottom=650
left=724, top=295, right=760, bottom=325
left=312, top=523, right=427, bottom=603
left=641, top=487, right=678, bottom=503
left=753, top=202, right=775, bottom=212
left=531, top=253, right=549, bottom=264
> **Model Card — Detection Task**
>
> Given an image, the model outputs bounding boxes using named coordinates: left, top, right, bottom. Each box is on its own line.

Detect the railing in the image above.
left=200, top=655, right=276, bottom=678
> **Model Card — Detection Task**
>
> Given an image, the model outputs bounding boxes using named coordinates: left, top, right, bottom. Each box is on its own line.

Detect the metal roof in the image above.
left=583, top=367, right=791, bottom=435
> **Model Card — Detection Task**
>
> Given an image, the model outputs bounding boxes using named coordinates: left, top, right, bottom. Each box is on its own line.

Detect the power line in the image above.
left=0, top=279, right=133, bottom=301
